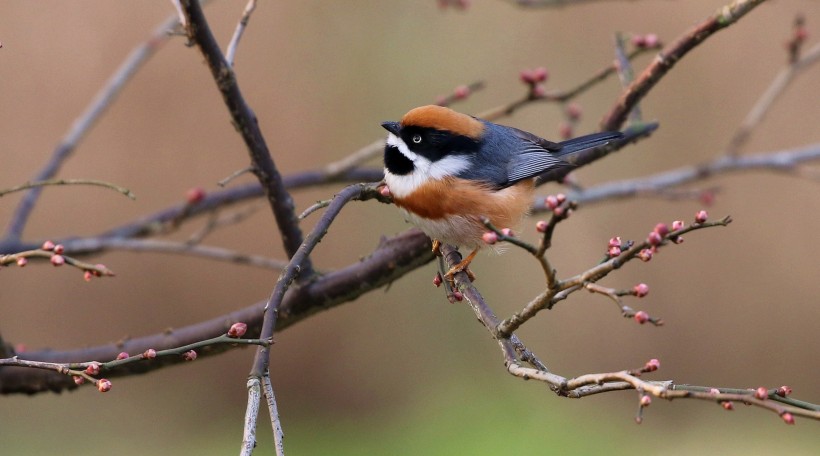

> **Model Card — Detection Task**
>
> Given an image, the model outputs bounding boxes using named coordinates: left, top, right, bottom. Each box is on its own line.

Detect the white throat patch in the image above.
left=383, top=133, right=471, bottom=198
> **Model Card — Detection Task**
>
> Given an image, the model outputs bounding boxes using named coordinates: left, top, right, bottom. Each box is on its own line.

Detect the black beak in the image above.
left=381, top=121, right=401, bottom=136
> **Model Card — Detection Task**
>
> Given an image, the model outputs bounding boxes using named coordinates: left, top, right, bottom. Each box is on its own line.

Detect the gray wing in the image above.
left=504, top=127, right=573, bottom=184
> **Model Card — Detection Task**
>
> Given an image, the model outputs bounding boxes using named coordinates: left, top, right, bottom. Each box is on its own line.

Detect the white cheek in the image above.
left=427, top=155, right=471, bottom=180
left=384, top=134, right=472, bottom=198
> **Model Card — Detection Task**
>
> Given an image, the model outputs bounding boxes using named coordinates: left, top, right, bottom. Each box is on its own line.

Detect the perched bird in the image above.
left=381, top=105, right=622, bottom=282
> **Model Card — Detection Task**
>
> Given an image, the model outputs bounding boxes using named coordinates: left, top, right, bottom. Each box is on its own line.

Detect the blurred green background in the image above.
left=1, top=1, right=819, bottom=454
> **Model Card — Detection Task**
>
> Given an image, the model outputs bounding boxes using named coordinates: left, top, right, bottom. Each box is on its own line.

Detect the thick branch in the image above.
left=0, top=229, right=433, bottom=395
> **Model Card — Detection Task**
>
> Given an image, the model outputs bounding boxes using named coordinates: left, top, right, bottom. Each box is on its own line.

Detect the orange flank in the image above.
left=392, top=176, right=534, bottom=228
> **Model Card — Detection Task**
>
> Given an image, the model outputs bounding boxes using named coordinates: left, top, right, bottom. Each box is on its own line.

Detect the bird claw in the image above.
left=444, top=265, right=476, bottom=287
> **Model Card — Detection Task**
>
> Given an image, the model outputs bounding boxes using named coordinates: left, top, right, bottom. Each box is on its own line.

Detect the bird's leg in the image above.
left=432, top=239, right=442, bottom=256
left=444, top=248, right=478, bottom=284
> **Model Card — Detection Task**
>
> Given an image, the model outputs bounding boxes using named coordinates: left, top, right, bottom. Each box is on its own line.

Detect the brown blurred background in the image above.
left=1, top=1, right=818, bottom=454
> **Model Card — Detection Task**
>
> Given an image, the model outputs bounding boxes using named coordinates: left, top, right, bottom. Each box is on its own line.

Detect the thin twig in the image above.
left=263, top=374, right=286, bottom=456
left=555, top=143, right=820, bottom=207
left=68, top=237, right=289, bottom=270
left=0, top=179, right=135, bottom=199
left=226, top=0, right=258, bottom=67
left=725, top=41, right=820, bottom=156
left=240, top=377, right=261, bottom=456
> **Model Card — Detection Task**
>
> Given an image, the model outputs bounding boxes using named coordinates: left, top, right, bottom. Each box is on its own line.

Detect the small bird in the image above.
left=381, top=105, right=622, bottom=282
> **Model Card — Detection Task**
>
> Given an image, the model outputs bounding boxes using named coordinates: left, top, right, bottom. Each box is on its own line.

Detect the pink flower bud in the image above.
left=672, top=236, right=684, bottom=244
left=227, top=322, right=248, bottom=338
left=634, top=311, right=649, bottom=324
left=643, top=33, right=660, bottom=48
left=433, top=272, right=443, bottom=287
left=535, top=220, right=548, bottom=233
left=709, top=388, right=720, bottom=395
left=545, top=195, right=559, bottom=210
left=453, top=85, right=470, bottom=99
left=644, top=358, right=660, bottom=372
left=519, top=69, right=535, bottom=84
left=558, top=122, right=573, bottom=140
left=671, top=220, right=684, bottom=231
left=85, top=363, right=100, bottom=376
left=653, top=223, right=669, bottom=237
left=143, top=349, right=157, bottom=359
left=186, top=187, right=206, bottom=205
left=608, top=246, right=621, bottom=258
left=776, top=386, right=792, bottom=397
left=638, top=249, right=653, bottom=262
left=50, top=255, right=65, bottom=266
left=608, top=237, right=622, bottom=248
left=754, top=387, right=768, bottom=400
left=631, top=35, right=647, bottom=48
left=722, top=401, right=734, bottom=411
left=633, top=283, right=649, bottom=297
left=16, top=257, right=27, bottom=267
left=531, top=83, right=546, bottom=99
left=695, top=210, right=708, bottom=224
left=556, top=194, right=566, bottom=204
left=73, top=376, right=85, bottom=386
left=500, top=228, right=513, bottom=237
left=97, top=378, right=112, bottom=393
left=116, top=352, right=129, bottom=360
left=84, top=271, right=93, bottom=281
left=640, top=395, right=652, bottom=407
left=565, top=102, right=582, bottom=120
left=452, top=291, right=463, bottom=302
left=482, top=231, right=498, bottom=245
left=647, top=232, right=662, bottom=246
left=552, top=206, right=564, bottom=217
left=42, top=240, right=55, bottom=251
left=183, top=350, right=197, bottom=361
left=53, top=244, right=65, bottom=255
left=781, top=412, right=795, bottom=425
left=532, top=67, right=549, bottom=83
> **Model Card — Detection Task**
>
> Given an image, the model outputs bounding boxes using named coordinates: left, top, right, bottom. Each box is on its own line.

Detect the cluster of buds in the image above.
left=41, top=240, right=66, bottom=267
left=544, top=193, right=569, bottom=217
left=482, top=228, right=513, bottom=246
left=631, top=33, right=661, bottom=49
left=607, top=236, right=622, bottom=258
left=644, top=211, right=705, bottom=254
left=520, top=66, right=548, bottom=99
left=559, top=103, right=583, bottom=140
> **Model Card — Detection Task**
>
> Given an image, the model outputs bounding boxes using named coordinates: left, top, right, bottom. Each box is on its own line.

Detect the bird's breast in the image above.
left=389, top=177, right=535, bottom=248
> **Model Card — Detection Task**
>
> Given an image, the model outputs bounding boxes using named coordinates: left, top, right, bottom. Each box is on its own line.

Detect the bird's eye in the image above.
left=412, top=134, right=422, bottom=144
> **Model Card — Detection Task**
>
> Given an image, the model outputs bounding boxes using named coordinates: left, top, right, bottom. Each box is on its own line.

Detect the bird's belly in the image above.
left=401, top=210, right=487, bottom=250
